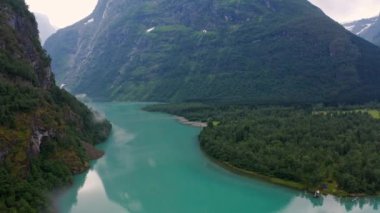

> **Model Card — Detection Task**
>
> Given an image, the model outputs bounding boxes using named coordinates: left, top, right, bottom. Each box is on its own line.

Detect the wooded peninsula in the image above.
left=145, top=103, right=380, bottom=196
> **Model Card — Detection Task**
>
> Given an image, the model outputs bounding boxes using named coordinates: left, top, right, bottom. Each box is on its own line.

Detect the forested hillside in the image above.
left=0, top=0, right=111, bottom=211
left=45, top=0, right=380, bottom=104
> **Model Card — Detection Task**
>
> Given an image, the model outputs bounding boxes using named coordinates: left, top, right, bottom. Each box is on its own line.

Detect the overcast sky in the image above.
left=309, top=0, right=380, bottom=23
left=25, top=0, right=97, bottom=28
left=25, top=0, right=380, bottom=28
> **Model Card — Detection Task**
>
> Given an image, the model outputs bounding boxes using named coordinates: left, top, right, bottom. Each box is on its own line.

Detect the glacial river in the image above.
left=56, top=102, right=380, bottom=213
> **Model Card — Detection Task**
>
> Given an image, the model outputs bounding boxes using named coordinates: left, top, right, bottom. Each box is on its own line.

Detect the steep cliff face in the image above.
left=46, top=0, right=380, bottom=104
left=0, top=0, right=111, bottom=212
left=0, top=1, right=53, bottom=89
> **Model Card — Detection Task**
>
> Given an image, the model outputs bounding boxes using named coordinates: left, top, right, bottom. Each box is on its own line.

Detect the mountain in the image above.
left=343, top=14, right=380, bottom=47
left=45, top=0, right=380, bottom=104
left=0, top=0, right=111, bottom=211
left=34, top=13, right=56, bottom=44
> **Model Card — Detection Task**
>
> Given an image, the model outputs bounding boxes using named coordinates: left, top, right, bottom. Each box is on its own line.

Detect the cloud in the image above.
left=309, top=0, right=380, bottom=22
left=112, top=125, right=135, bottom=145
left=25, top=0, right=97, bottom=28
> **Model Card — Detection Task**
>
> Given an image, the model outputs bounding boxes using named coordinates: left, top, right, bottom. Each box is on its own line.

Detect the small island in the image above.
left=145, top=103, right=380, bottom=196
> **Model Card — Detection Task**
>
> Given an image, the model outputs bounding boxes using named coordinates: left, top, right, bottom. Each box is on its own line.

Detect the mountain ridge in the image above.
left=343, top=14, right=380, bottom=47
left=45, top=0, right=380, bottom=104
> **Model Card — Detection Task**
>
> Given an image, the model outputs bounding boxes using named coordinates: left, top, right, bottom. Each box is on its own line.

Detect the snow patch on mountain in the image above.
left=344, top=25, right=354, bottom=31
left=343, top=14, right=380, bottom=46
left=357, top=23, right=373, bottom=35
left=146, top=27, right=155, bottom=33
left=85, top=18, right=94, bottom=25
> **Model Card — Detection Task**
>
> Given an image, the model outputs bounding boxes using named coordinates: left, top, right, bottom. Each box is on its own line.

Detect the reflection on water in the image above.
left=112, top=125, right=135, bottom=145
left=282, top=195, right=379, bottom=213
left=56, top=103, right=380, bottom=213
left=68, top=170, right=127, bottom=213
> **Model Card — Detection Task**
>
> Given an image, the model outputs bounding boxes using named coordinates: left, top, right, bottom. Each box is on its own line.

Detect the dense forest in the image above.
left=145, top=103, right=380, bottom=195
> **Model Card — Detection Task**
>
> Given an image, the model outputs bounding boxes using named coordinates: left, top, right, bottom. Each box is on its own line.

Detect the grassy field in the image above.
left=363, top=110, right=380, bottom=119
left=313, top=109, right=380, bottom=119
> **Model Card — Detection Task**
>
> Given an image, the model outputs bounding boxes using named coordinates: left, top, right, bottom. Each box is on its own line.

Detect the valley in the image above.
left=2, top=0, right=380, bottom=212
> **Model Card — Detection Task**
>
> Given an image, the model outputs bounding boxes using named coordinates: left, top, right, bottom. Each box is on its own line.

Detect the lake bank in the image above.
left=198, top=145, right=357, bottom=197
left=154, top=104, right=379, bottom=198
left=170, top=111, right=357, bottom=197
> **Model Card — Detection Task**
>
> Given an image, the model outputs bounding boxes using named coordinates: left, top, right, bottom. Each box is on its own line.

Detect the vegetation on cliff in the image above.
left=0, top=0, right=111, bottom=212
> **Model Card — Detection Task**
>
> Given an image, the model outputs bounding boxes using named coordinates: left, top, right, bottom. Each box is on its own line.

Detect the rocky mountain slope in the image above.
left=0, top=0, right=111, bottom=211
left=343, top=14, right=380, bottom=47
left=34, top=13, right=56, bottom=44
left=45, top=0, right=380, bottom=104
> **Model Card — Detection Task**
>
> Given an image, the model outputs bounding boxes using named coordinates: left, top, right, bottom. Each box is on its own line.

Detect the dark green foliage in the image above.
left=49, top=87, right=112, bottom=144
left=0, top=83, right=38, bottom=127
left=46, top=0, right=380, bottom=104
left=0, top=85, right=111, bottom=211
left=0, top=53, right=37, bottom=83
left=32, top=158, right=72, bottom=190
left=148, top=103, right=380, bottom=194
left=1, top=0, right=30, bottom=16
left=0, top=158, right=72, bottom=212
left=0, top=168, right=42, bottom=213
left=0, top=1, right=112, bottom=212
left=144, top=103, right=219, bottom=122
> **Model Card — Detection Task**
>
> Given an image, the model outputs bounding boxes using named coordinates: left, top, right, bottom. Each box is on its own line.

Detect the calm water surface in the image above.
left=56, top=102, right=380, bottom=213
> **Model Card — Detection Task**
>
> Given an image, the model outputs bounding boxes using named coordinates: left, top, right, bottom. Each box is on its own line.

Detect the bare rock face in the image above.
left=30, top=127, right=55, bottom=156
left=81, top=141, right=105, bottom=160
left=0, top=149, right=9, bottom=161
left=38, top=66, right=54, bottom=90
left=1, top=4, right=54, bottom=89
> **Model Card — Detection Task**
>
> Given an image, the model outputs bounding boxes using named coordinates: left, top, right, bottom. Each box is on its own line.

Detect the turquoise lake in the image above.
left=56, top=102, right=380, bottom=213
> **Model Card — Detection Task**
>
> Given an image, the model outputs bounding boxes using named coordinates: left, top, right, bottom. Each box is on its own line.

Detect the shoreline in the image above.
left=199, top=146, right=306, bottom=191
left=175, top=116, right=207, bottom=128
left=151, top=109, right=374, bottom=197
left=199, top=144, right=375, bottom=197
left=172, top=113, right=342, bottom=196
left=50, top=140, right=109, bottom=212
